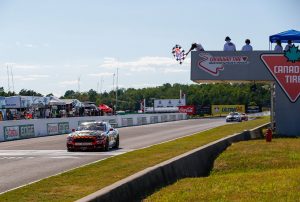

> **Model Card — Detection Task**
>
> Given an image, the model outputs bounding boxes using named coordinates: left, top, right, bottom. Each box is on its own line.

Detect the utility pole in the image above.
left=77, top=76, right=81, bottom=92
left=6, top=65, right=10, bottom=92
left=10, top=65, right=15, bottom=93
left=116, top=68, right=118, bottom=112
left=100, top=77, right=103, bottom=94
left=112, top=73, right=115, bottom=114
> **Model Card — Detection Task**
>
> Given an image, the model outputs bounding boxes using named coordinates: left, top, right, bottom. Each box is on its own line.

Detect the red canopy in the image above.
left=98, top=104, right=113, bottom=113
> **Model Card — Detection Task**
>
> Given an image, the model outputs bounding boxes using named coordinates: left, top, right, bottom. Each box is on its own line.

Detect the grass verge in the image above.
left=145, top=138, right=300, bottom=202
left=0, top=117, right=269, bottom=202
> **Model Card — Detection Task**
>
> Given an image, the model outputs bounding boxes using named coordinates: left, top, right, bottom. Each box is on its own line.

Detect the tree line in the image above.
left=0, top=83, right=271, bottom=111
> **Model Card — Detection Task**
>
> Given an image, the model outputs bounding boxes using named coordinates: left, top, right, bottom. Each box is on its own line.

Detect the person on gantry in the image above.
left=284, top=40, right=293, bottom=51
left=274, top=39, right=283, bottom=52
left=223, top=36, right=236, bottom=51
left=241, top=39, right=253, bottom=51
left=185, top=42, right=204, bottom=56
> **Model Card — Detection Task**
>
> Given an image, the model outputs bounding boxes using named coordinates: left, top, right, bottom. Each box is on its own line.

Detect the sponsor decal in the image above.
left=212, top=105, right=245, bottom=115
left=178, top=105, right=195, bottom=115
left=47, top=123, right=59, bottom=135
left=261, top=45, right=300, bottom=102
left=20, top=125, right=35, bottom=138
left=4, top=126, right=20, bottom=140
left=197, top=53, right=249, bottom=76
left=58, top=122, right=69, bottom=134
left=48, top=122, right=70, bottom=135
left=246, top=105, right=261, bottom=113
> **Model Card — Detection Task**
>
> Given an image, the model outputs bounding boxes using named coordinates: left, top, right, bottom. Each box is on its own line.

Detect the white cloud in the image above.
left=100, top=56, right=176, bottom=72
left=29, top=74, right=50, bottom=78
left=163, top=68, right=189, bottom=73
left=42, top=43, right=49, bottom=47
left=20, top=77, right=36, bottom=81
left=25, top=44, right=33, bottom=48
left=11, top=74, right=50, bottom=81
left=88, top=72, right=114, bottom=77
left=100, top=56, right=190, bottom=73
left=64, top=64, right=72, bottom=68
left=78, top=64, right=89, bottom=68
left=3, top=63, right=38, bottom=69
left=59, top=80, right=78, bottom=85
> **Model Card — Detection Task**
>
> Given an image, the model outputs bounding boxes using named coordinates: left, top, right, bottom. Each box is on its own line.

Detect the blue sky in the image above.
left=0, top=0, right=299, bottom=96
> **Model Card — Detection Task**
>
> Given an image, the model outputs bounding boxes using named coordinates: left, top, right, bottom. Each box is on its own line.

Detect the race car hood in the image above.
left=69, top=130, right=98, bottom=137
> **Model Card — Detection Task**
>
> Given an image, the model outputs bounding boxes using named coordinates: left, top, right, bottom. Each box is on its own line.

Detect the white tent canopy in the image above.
left=49, top=96, right=66, bottom=106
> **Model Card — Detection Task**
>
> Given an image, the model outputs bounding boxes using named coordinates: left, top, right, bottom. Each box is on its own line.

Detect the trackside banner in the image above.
left=178, top=105, right=195, bottom=115
left=211, top=105, right=245, bottom=115
left=261, top=45, right=300, bottom=102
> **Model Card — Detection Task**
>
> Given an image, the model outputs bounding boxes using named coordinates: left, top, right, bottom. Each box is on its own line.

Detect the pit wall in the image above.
left=0, top=113, right=186, bottom=142
left=76, top=123, right=270, bottom=202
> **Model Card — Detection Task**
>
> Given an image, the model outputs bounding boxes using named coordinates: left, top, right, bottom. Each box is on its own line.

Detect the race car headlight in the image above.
left=67, top=136, right=73, bottom=142
left=97, top=135, right=106, bottom=140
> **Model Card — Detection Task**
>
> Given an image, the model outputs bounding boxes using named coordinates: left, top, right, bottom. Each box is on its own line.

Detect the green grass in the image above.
left=145, top=138, right=300, bottom=202
left=0, top=117, right=269, bottom=202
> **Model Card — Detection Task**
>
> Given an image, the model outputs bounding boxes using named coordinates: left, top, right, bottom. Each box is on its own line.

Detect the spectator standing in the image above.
left=274, top=40, right=283, bottom=52
left=241, top=39, right=253, bottom=51
left=186, top=42, right=204, bottom=56
left=223, top=36, right=236, bottom=51
left=284, top=40, right=293, bottom=51
left=45, top=108, right=50, bottom=118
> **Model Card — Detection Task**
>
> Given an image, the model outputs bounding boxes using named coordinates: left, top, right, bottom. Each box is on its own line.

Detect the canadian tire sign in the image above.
left=261, top=45, right=300, bottom=102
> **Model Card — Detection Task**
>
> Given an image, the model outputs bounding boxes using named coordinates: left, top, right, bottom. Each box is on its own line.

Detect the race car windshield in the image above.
left=77, top=124, right=105, bottom=131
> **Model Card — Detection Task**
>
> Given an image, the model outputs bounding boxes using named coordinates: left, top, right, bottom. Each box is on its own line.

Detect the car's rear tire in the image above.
left=104, top=137, right=109, bottom=151
left=113, top=136, right=119, bottom=149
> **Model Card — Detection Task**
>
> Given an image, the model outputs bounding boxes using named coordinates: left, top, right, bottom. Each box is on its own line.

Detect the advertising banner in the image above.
left=154, top=99, right=186, bottom=108
left=212, top=105, right=245, bottom=115
left=246, top=105, right=261, bottom=113
left=47, top=122, right=69, bottom=135
left=5, top=96, right=21, bottom=108
left=58, top=122, right=69, bottom=134
left=47, top=123, right=59, bottom=135
left=178, top=105, right=196, bottom=115
left=20, top=125, right=35, bottom=138
left=0, top=96, right=6, bottom=108
left=261, top=52, right=300, bottom=102
left=191, top=51, right=274, bottom=82
left=196, top=105, right=211, bottom=115
left=4, top=126, right=20, bottom=140
left=32, top=96, right=50, bottom=107
left=20, top=96, right=33, bottom=108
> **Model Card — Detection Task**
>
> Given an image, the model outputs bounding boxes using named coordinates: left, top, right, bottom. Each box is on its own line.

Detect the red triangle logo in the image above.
left=261, top=54, right=300, bottom=102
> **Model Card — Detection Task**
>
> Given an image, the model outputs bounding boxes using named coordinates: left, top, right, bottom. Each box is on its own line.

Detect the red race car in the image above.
left=241, top=113, right=249, bottom=121
left=67, top=121, right=119, bottom=152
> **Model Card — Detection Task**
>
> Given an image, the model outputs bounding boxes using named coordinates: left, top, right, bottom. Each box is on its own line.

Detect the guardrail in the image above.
left=76, top=123, right=270, bottom=202
left=0, top=113, right=187, bottom=142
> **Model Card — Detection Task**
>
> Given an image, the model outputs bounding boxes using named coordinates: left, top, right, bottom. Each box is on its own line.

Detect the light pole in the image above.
left=150, top=98, right=155, bottom=113
left=116, top=68, right=118, bottom=113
